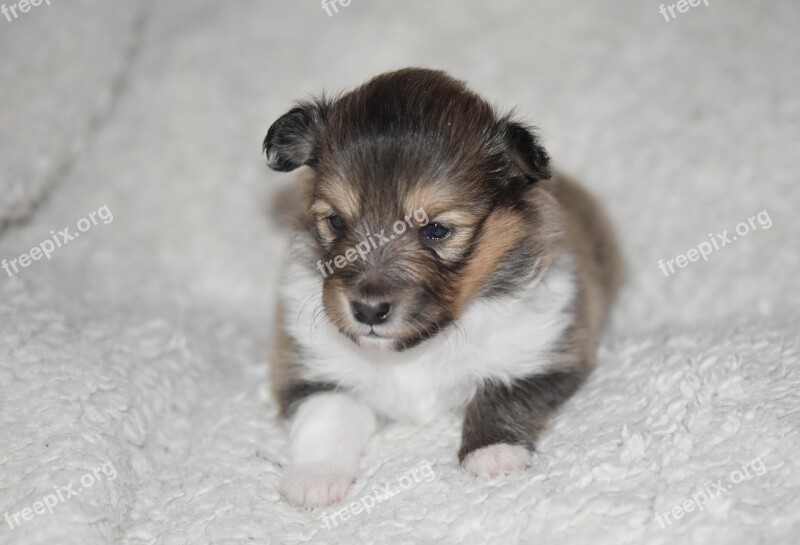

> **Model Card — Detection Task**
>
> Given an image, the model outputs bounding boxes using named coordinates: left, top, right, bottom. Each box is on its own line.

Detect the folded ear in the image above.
left=502, top=119, right=551, bottom=183
left=263, top=101, right=326, bottom=172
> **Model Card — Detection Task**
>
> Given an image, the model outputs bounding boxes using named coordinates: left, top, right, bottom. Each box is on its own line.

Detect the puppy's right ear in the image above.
left=263, top=101, right=326, bottom=172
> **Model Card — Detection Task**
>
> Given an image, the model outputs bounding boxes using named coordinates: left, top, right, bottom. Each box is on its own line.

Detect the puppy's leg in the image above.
left=459, top=369, right=585, bottom=477
left=281, top=391, right=376, bottom=507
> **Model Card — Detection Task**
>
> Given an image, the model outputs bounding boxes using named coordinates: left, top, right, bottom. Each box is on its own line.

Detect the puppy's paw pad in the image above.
left=463, top=443, right=531, bottom=477
left=280, top=468, right=356, bottom=508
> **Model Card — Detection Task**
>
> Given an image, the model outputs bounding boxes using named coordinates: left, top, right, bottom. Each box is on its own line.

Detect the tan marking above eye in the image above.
left=433, top=211, right=483, bottom=229
left=405, top=182, right=461, bottom=214
left=310, top=200, right=335, bottom=218
left=309, top=201, right=340, bottom=245
left=404, top=182, right=488, bottom=232
left=316, top=178, right=361, bottom=219
left=404, top=180, right=489, bottom=222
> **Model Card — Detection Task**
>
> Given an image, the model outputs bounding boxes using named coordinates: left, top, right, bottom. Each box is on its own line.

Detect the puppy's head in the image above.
left=265, top=68, right=554, bottom=351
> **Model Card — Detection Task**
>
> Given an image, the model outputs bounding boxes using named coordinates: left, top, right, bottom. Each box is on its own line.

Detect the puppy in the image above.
left=263, top=68, right=622, bottom=508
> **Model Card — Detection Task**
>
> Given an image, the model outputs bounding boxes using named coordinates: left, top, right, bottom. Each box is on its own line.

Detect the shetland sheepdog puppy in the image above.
left=263, top=68, right=622, bottom=507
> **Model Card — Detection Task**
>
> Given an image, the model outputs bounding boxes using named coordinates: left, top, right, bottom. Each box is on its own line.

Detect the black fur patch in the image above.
left=503, top=120, right=551, bottom=182
left=263, top=104, right=325, bottom=171
left=278, top=380, right=338, bottom=418
left=458, top=369, right=586, bottom=462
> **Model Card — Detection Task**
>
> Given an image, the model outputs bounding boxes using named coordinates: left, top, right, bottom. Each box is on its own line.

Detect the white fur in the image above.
left=463, top=444, right=532, bottom=477
left=280, top=242, right=577, bottom=423
left=278, top=240, right=575, bottom=506
left=281, top=392, right=376, bottom=507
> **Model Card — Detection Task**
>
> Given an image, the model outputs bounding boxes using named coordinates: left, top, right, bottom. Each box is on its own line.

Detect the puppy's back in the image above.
left=541, top=175, right=623, bottom=362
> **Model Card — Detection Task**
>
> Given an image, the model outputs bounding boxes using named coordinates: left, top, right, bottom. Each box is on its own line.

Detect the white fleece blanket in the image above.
left=1, top=1, right=799, bottom=544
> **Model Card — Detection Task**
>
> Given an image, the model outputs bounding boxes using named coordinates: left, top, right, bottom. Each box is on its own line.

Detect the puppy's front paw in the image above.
left=463, top=443, right=531, bottom=477
left=280, top=467, right=357, bottom=507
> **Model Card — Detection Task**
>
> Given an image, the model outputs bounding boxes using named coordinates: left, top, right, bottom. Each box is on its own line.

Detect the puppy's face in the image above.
left=265, top=69, right=552, bottom=351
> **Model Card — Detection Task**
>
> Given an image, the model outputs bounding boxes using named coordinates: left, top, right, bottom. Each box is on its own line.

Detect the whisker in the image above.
left=296, top=286, right=323, bottom=328
left=310, top=302, right=327, bottom=340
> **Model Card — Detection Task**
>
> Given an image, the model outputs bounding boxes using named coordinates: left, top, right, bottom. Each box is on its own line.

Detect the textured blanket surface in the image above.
left=1, top=1, right=798, bottom=544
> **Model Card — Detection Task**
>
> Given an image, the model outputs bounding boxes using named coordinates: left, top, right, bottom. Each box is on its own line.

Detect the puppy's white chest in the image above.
left=358, top=359, right=476, bottom=422
left=284, top=255, right=576, bottom=423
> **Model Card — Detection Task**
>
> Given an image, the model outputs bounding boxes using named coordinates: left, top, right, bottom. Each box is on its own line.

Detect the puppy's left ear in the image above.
left=502, top=120, right=551, bottom=183
left=263, top=100, right=327, bottom=172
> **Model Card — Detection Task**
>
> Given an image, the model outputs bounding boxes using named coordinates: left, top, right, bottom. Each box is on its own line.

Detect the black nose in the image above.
left=351, top=301, right=391, bottom=325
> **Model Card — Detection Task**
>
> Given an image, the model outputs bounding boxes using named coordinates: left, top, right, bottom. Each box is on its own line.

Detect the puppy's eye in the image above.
left=328, top=214, right=347, bottom=231
left=421, top=222, right=450, bottom=241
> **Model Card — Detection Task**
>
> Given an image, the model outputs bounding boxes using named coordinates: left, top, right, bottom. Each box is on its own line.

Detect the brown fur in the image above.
left=269, top=304, right=299, bottom=417
left=544, top=174, right=623, bottom=369
left=264, top=68, right=623, bottom=464
left=452, top=209, right=530, bottom=316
